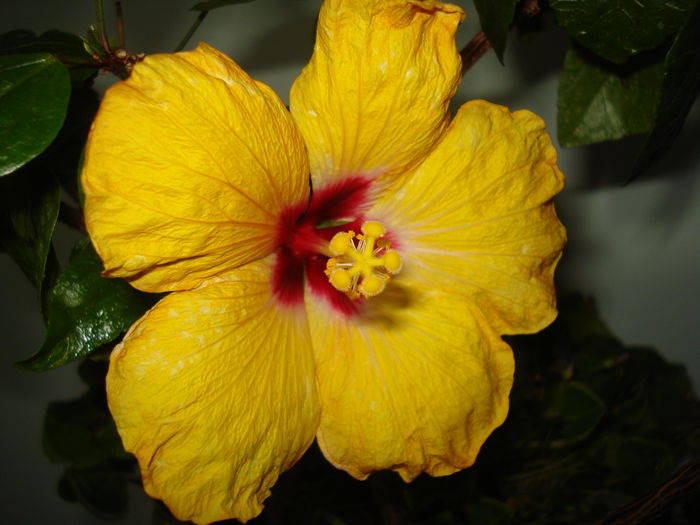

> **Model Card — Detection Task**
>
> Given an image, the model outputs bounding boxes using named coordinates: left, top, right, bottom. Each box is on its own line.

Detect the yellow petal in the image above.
left=107, top=260, right=319, bottom=524
left=290, top=0, right=464, bottom=190
left=83, top=43, right=309, bottom=293
left=306, top=282, right=513, bottom=480
left=374, top=100, right=566, bottom=335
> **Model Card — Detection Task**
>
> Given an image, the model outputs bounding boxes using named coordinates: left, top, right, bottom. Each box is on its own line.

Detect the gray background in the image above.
left=1, top=1, right=699, bottom=523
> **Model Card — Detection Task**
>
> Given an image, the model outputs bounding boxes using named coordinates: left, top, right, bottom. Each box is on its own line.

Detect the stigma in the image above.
left=325, top=221, right=402, bottom=299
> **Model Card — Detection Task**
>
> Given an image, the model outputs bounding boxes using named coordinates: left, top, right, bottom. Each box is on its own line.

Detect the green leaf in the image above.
left=614, top=437, right=673, bottom=484
left=59, top=466, right=129, bottom=520
left=633, top=1, right=700, bottom=175
left=17, top=238, right=158, bottom=371
left=47, top=85, right=99, bottom=199
left=316, top=217, right=355, bottom=229
left=472, top=0, right=519, bottom=63
left=549, top=0, right=697, bottom=64
left=0, top=167, right=60, bottom=291
left=44, top=382, right=125, bottom=466
left=191, top=0, right=255, bottom=11
left=44, top=359, right=133, bottom=519
left=549, top=381, right=606, bottom=445
left=557, top=45, right=664, bottom=147
left=0, top=30, right=35, bottom=52
left=0, top=53, right=71, bottom=176
left=466, top=497, right=513, bottom=525
left=0, top=30, right=88, bottom=58
left=0, top=30, right=97, bottom=84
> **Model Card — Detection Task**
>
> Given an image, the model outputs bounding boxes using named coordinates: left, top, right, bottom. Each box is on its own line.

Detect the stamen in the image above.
left=324, top=220, right=402, bottom=299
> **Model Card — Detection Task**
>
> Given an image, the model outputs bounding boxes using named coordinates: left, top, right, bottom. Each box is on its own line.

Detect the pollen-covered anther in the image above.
left=329, top=269, right=352, bottom=292
left=324, top=221, right=402, bottom=299
left=329, top=231, right=354, bottom=255
left=383, top=249, right=402, bottom=274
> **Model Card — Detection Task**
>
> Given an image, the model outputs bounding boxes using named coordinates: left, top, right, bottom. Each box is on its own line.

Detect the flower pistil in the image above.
left=325, top=221, right=402, bottom=298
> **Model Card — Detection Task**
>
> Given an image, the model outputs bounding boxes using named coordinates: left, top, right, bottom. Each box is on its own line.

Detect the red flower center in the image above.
left=272, top=176, right=373, bottom=315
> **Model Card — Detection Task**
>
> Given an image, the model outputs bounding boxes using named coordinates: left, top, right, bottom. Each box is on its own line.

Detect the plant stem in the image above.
left=94, top=0, right=111, bottom=52
left=594, top=458, right=700, bottom=524
left=460, top=31, right=492, bottom=75
left=175, top=10, right=209, bottom=52
left=521, top=0, right=541, bottom=18
left=115, top=1, right=125, bottom=49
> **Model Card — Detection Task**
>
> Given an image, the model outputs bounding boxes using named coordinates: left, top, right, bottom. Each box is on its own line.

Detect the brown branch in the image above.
left=594, top=458, right=700, bottom=525
left=520, top=0, right=541, bottom=19
left=460, top=31, right=492, bottom=75
left=115, top=1, right=125, bottom=49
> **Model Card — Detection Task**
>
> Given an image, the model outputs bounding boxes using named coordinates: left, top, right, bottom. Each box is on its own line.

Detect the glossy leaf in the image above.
left=0, top=53, right=71, bottom=176
left=634, top=1, right=700, bottom=175
left=17, top=238, right=158, bottom=371
left=0, top=167, right=60, bottom=291
left=472, top=0, right=518, bottom=63
left=0, top=30, right=97, bottom=84
left=557, top=45, right=664, bottom=147
left=549, top=0, right=697, bottom=64
left=191, top=0, right=255, bottom=11
left=0, top=29, right=89, bottom=59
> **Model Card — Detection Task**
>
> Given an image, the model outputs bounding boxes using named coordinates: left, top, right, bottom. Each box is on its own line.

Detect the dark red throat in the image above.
left=272, top=176, right=372, bottom=316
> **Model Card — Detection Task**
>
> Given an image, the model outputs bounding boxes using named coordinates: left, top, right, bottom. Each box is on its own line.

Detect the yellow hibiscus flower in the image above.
left=81, top=0, right=565, bottom=523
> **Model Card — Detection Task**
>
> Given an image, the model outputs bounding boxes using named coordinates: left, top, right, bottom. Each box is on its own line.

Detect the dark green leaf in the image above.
left=46, top=85, right=99, bottom=200
left=472, top=0, right=519, bottom=63
left=44, top=359, right=133, bottom=519
left=17, top=238, right=158, bottom=371
left=633, top=1, right=700, bottom=176
left=549, top=381, right=606, bottom=445
left=43, top=372, right=125, bottom=466
left=59, top=466, right=129, bottom=520
left=0, top=53, right=71, bottom=176
left=466, top=497, right=513, bottom=525
left=0, top=30, right=97, bottom=84
left=0, top=30, right=87, bottom=58
left=549, top=0, right=697, bottom=64
left=557, top=45, right=664, bottom=147
left=614, top=437, right=673, bottom=488
left=489, top=294, right=700, bottom=523
left=191, top=0, right=255, bottom=11
left=82, top=25, right=104, bottom=61
left=0, top=30, right=35, bottom=51
left=0, top=167, right=60, bottom=290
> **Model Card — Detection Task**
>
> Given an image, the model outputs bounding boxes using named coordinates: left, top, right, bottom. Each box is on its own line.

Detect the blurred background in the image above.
left=1, top=1, right=698, bottom=523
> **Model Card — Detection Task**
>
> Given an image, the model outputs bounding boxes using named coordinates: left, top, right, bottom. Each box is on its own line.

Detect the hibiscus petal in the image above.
left=373, top=100, right=566, bottom=335
left=290, top=0, right=463, bottom=190
left=306, top=282, right=513, bottom=480
left=107, top=261, right=319, bottom=524
left=83, top=43, right=309, bottom=293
